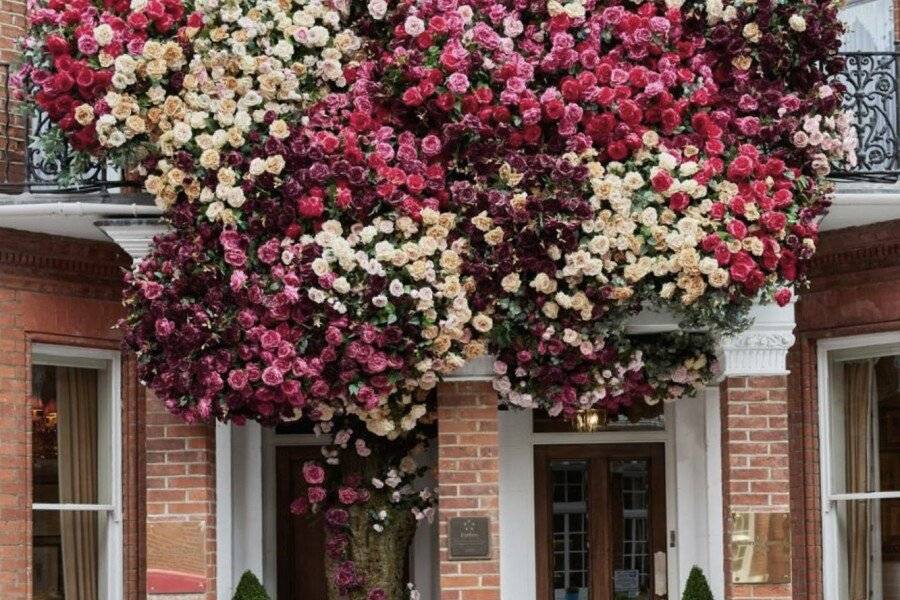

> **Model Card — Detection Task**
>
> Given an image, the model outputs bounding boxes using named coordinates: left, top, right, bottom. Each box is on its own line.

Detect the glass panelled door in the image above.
left=536, top=445, right=667, bottom=600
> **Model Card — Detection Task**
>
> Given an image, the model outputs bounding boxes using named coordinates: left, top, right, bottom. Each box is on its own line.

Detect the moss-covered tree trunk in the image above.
left=325, top=505, right=418, bottom=600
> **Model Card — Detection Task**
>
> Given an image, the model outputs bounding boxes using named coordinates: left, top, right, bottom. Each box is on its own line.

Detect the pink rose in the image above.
left=227, top=369, right=248, bottom=390
left=308, top=486, right=327, bottom=504
left=337, top=486, right=358, bottom=505
left=154, top=318, right=175, bottom=338
left=290, top=497, right=309, bottom=515
left=141, top=281, right=163, bottom=300
left=446, top=72, right=470, bottom=94
left=726, top=219, right=748, bottom=240
left=303, top=461, right=326, bottom=485
left=261, top=366, right=284, bottom=386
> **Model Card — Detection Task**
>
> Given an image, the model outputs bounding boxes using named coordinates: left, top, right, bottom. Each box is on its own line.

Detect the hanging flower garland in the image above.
left=18, top=0, right=854, bottom=597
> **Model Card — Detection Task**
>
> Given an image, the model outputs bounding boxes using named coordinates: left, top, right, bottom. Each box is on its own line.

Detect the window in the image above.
left=31, top=345, right=122, bottom=600
left=551, top=461, right=590, bottom=599
left=819, top=335, right=900, bottom=600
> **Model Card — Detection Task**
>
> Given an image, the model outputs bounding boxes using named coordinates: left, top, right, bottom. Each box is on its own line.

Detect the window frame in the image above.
left=816, top=331, right=900, bottom=600
left=30, top=343, right=123, bottom=600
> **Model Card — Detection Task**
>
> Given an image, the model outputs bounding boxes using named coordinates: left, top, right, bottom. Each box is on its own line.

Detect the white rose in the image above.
left=789, top=14, right=807, bottom=32
left=367, top=0, right=387, bottom=18
left=93, top=24, right=114, bottom=46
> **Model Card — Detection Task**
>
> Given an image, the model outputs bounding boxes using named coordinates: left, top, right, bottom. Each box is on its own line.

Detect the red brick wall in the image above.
left=0, top=227, right=143, bottom=599
left=1, top=0, right=29, bottom=186
left=437, top=382, right=500, bottom=600
left=789, top=218, right=900, bottom=600
left=721, top=375, right=792, bottom=600
left=145, top=394, right=217, bottom=600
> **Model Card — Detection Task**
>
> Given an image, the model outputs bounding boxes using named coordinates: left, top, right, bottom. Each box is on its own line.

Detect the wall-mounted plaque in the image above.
left=448, top=517, right=491, bottom=560
left=729, top=512, right=792, bottom=584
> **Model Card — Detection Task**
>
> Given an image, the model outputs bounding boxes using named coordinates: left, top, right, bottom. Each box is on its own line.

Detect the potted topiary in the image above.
left=233, top=571, right=270, bottom=600
left=682, top=566, right=714, bottom=600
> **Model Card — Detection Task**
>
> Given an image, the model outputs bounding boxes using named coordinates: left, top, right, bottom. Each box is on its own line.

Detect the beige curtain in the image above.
left=845, top=361, right=873, bottom=600
left=56, top=367, right=99, bottom=600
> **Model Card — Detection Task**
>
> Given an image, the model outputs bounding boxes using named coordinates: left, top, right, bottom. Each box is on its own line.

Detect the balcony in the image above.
left=832, top=51, right=900, bottom=183
left=0, top=62, right=123, bottom=196
left=0, top=53, right=899, bottom=192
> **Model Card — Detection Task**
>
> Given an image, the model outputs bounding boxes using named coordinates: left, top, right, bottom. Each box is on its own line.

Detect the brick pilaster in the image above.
left=437, top=381, right=501, bottom=600
left=145, top=393, right=217, bottom=600
left=721, top=375, right=792, bottom=600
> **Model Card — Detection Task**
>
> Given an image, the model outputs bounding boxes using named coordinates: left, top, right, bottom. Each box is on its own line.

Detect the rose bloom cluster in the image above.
left=124, top=101, right=486, bottom=439
left=17, top=0, right=196, bottom=153
left=21, top=0, right=853, bottom=595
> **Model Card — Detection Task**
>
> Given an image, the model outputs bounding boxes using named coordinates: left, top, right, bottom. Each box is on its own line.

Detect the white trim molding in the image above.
left=718, top=301, right=796, bottom=377
left=94, top=218, right=169, bottom=263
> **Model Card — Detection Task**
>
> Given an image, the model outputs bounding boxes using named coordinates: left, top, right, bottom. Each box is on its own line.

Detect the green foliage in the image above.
left=682, top=566, right=714, bottom=600
left=232, top=571, right=270, bottom=600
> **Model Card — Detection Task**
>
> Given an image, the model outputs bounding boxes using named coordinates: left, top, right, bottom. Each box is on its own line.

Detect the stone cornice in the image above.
left=809, top=218, right=900, bottom=283
left=0, top=227, right=129, bottom=297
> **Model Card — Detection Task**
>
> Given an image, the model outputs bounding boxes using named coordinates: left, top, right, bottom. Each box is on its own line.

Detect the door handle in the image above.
left=653, top=551, right=667, bottom=597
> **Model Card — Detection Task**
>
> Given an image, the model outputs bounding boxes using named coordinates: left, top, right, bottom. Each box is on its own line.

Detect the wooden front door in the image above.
left=535, top=444, right=667, bottom=600
left=276, top=445, right=329, bottom=600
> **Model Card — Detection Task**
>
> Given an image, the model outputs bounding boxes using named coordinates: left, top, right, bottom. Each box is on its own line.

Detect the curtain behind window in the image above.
left=56, top=367, right=99, bottom=600
left=845, top=361, right=873, bottom=600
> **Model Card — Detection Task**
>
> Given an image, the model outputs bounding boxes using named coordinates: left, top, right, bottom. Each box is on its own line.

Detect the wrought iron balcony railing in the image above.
left=832, top=51, right=900, bottom=183
left=1, top=53, right=899, bottom=192
left=0, top=62, right=122, bottom=195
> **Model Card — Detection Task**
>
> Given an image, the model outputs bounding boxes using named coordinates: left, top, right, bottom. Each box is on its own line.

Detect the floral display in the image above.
left=18, top=0, right=854, bottom=596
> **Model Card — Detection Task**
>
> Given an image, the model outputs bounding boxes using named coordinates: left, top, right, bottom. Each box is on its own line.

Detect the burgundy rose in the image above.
left=325, top=508, right=350, bottom=528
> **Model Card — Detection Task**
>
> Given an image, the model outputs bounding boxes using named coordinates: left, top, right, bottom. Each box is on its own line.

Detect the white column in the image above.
left=498, top=409, right=536, bottom=600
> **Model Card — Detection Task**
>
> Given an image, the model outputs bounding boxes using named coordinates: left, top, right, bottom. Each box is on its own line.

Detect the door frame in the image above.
left=534, top=443, right=667, bottom=600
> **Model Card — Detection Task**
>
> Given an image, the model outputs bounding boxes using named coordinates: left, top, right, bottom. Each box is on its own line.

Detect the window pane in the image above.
left=830, top=355, right=900, bottom=494
left=610, top=459, right=651, bottom=599
left=550, top=460, right=589, bottom=600
left=32, top=365, right=109, bottom=504
left=33, top=509, right=102, bottom=600
left=834, top=498, right=900, bottom=600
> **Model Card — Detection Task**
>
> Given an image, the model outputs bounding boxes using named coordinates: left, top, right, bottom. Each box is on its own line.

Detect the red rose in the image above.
left=543, top=99, right=564, bottom=120
left=669, top=192, right=690, bottom=212
left=726, top=219, right=748, bottom=239
left=297, top=195, right=324, bottom=218
left=727, top=155, right=754, bottom=180
left=760, top=211, right=787, bottom=233
left=651, top=170, right=674, bottom=193
left=406, top=173, right=426, bottom=193
left=709, top=202, right=726, bottom=220
left=402, top=86, right=423, bottom=106
left=729, top=251, right=756, bottom=282
left=46, top=35, right=69, bottom=56
left=779, top=250, right=798, bottom=280
left=607, top=141, right=628, bottom=160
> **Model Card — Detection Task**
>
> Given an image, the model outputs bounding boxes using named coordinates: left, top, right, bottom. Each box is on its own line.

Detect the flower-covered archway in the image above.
left=17, top=0, right=854, bottom=596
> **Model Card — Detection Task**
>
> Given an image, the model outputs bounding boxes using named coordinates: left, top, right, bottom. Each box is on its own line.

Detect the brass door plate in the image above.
left=729, top=512, right=792, bottom=584
left=448, top=516, right=491, bottom=560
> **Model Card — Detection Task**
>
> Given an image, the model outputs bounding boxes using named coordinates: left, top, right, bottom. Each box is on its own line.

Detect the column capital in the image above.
left=94, top=218, right=169, bottom=264
left=718, top=301, right=796, bottom=378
